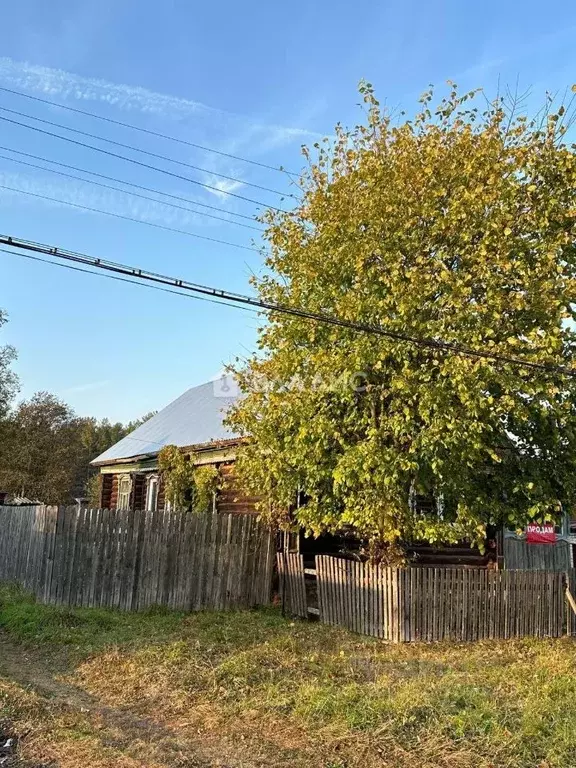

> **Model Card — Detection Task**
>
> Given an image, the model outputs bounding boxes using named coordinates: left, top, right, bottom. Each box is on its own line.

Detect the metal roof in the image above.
left=91, top=378, right=242, bottom=465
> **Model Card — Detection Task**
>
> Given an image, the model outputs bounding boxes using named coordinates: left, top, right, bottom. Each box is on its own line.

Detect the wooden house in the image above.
left=91, top=379, right=254, bottom=514
left=92, top=379, right=575, bottom=570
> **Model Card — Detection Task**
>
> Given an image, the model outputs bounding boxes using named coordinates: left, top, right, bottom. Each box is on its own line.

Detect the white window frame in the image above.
left=117, top=474, right=132, bottom=511
left=145, top=475, right=159, bottom=512
left=409, top=480, right=444, bottom=519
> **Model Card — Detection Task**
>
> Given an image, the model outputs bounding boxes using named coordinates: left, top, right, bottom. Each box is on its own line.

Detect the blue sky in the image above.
left=1, top=0, right=575, bottom=422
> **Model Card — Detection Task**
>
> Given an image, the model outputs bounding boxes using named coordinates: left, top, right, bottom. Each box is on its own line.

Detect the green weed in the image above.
left=3, top=582, right=576, bottom=767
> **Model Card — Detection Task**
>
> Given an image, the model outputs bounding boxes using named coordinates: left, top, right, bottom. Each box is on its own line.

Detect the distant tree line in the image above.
left=0, top=309, right=154, bottom=504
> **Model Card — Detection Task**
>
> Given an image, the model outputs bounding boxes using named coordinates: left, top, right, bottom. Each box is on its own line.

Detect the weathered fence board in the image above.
left=0, top=505, right=274, bottom=612
left=277, top=553, right=307, bottom=618
left=299, top=555, right=576, bottom=642
left=503, top=535, right=573, bottom=570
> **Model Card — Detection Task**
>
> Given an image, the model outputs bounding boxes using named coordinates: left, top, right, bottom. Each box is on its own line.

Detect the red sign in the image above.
left=526, top=524, right=556, bottom=544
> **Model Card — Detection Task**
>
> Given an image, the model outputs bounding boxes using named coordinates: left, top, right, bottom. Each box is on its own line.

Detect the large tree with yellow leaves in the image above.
left=228, top=84, right=576, bottom=559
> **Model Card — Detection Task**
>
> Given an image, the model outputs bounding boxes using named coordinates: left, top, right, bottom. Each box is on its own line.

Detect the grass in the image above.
left=0, top=583, right=189, bottom=651
left=0, top=677, right=154, bottom=768
left=2, top=583, right=576, bottom=767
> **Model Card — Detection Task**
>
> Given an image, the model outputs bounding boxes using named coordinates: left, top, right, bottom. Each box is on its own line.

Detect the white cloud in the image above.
left=61, top=380, right=110, bottom=395
left=0, top=167, right=248, bottom=234
left=204, top=177, right=246, bottom=201
left=0, top=57, right=318, bottom=144
left=0, top=57, right=323, bottom=230
left=0, top=58, right=216, bottom=119
left=454, top=24, right=576, bottom=84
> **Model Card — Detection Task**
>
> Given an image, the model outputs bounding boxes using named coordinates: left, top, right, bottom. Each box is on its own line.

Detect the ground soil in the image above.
left=0, top=632, right=272, bottom=768
left=3, top=596, right=576, bottom=768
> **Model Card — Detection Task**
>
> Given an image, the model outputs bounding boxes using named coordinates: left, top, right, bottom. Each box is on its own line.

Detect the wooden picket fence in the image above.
left=503, top=534, right=573, bottom=570
left=279, top=553, right=576, bottom=642
left=0, top=505, right=274, bottom=611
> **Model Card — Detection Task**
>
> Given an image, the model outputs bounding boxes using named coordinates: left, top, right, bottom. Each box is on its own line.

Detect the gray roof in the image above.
left=91, top=379, right=242, bottom=465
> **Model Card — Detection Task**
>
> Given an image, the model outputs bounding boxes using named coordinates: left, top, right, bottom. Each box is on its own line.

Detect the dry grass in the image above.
left=0, top=678, right=163, bottom=767
left=2, top=584, right=576, bottom=767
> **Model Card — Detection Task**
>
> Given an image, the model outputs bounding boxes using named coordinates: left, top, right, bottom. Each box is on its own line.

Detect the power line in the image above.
left=1, top=233, right=574, bottom=379
left=0, top=185, right=262, bottom=252
left=0, top=84, right=298, bottom=175
left=0, top=105, right=292, bottom=198
left=0, top=113, right=286, bottom=213
left=0, top=150, right=263, bottom=232
left=0, top=247, right=261, bottom=315
left=0, top=144, right=260, bottom=223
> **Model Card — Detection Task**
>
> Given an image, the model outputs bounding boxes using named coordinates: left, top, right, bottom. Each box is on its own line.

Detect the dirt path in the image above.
left=0, top=633, right=254, bottom=768
left=0, top=635, right=94, bottom=711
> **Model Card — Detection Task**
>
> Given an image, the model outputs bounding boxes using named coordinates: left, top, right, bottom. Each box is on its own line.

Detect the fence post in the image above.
left=280, top=551, right=287, bottom=617
left=390, top=568, right=402, bottom=643
left=564, top=571, right=576, bottom=637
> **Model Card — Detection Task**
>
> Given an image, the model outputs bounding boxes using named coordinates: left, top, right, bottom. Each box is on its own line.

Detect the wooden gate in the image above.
left=277, top=553, right=307, bottom=618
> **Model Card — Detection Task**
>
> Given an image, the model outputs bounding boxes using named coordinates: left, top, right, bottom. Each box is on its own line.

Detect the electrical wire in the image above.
left=0, top=84, right=298, bottom=175
left=1, top=233, right=574, bottom=379
left=0, top=185, right=263, bottom=252
left=0, top=105, right=292, bottom=198
left=0, top=150, right=263, bottom=232
left=0, top=247, right=262, bottom=315
left=0, top=114, right=286, bottom=213
left=0, top=145, right=261, bottom=225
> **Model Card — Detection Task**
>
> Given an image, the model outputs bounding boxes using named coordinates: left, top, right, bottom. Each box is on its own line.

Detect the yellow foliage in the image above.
left=227, top=82, right=576, bottom=552
left=158, top=445, right=219, bottom=513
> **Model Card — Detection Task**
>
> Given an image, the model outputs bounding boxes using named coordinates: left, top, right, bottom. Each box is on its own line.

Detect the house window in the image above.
left=146, top=476, right=159, bottom=511
left=117, top=475, right=132, bottom=510
left=409, top=482, right=444, bottom=520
